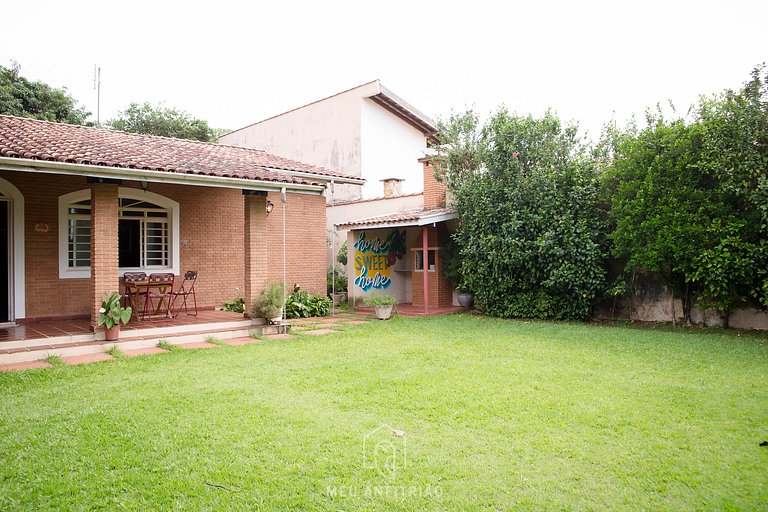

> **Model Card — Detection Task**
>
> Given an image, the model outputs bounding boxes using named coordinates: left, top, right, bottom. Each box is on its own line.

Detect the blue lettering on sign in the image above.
left=353, top=232, right=390, bottom=255
left=354, top=265, right=391, bottom=292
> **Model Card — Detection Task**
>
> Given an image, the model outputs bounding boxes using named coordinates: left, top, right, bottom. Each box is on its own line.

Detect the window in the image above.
left=414, top=249, right=436, bottom=272
left=59, top=189, right=179, bottom=278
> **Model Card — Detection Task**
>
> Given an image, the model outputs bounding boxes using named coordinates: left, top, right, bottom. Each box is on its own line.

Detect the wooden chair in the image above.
left=172, top=271, right=198, bottom=317
left=141, top=273, right=175, bottom=320
left=123, top=272, right=147, bottom=320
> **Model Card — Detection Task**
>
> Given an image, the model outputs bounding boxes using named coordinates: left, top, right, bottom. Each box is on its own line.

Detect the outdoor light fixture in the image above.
left=266, top=199, right=274, bottom=215
left=139, top=180, right=149, bottom=192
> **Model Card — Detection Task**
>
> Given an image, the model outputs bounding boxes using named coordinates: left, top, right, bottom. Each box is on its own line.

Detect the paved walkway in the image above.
left=0, top=310, right=374, bottom=372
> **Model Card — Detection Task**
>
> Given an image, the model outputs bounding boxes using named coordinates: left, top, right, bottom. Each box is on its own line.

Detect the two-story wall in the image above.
left=219, top=80, right=435, bottom=202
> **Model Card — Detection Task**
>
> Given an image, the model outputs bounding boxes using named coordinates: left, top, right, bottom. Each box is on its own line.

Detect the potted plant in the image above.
left=442, top=236, right=473, bottom=307
left=327, top=266, right=348, bottom=306
left=364, top=291, right=398, bottom=320
left=252, top=281, right=284, bottom=324
left=98, top=292, right=132, bottom=341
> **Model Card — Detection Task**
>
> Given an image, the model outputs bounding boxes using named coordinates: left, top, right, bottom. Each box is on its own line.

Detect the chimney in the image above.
left=420, top=156, right=447, bottom=209
left=381, top=178, right=404, bottom=198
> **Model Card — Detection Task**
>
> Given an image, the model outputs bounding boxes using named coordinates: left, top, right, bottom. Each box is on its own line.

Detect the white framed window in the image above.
left=58, top=188, right=180, bottom=278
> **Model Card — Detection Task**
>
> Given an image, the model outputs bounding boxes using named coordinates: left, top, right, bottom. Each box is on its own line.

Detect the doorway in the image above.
left=0, top=200, right=9, bottom=322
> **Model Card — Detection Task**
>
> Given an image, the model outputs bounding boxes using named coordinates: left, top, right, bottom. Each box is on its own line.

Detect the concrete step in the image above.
left=0, top=322, right=287, bottom=365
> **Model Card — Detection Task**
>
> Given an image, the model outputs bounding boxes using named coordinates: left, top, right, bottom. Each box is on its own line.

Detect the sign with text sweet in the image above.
left=353, top=230, right=406, bottom=291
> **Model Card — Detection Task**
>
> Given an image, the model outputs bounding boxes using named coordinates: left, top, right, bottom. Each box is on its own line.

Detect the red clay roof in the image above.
left=0, top=115, right=359, bottom=186
left=337, top=207, right=454, bottom=228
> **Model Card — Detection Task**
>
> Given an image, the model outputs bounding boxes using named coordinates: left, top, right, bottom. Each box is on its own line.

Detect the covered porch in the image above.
left=0, top=115, right=363, bottom=359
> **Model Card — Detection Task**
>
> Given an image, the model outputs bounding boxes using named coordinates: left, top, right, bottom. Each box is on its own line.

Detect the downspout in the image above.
left=282, top=187, right=287, bottom=321
left=422, top=227, right=429, bottom=315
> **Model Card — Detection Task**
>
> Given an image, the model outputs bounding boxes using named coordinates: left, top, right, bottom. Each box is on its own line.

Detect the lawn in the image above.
left=1, top=315, right=766, bottom=510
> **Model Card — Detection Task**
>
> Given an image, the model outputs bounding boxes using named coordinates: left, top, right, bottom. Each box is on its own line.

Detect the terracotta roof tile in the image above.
left=0, top=115, right=358, bottom=186
left=337, top=207, right=454, bottom=228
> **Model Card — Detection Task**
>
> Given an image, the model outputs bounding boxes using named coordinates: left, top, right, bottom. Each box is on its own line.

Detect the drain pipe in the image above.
left=281, top=187, right=287, bottom=321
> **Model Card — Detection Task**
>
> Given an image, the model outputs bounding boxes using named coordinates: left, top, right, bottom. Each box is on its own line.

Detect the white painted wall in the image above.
left=326, top=193, right=424, bottom=268
left=360, top=99, right=428, bottom=198
left=219, top=82, right=380, bottom=202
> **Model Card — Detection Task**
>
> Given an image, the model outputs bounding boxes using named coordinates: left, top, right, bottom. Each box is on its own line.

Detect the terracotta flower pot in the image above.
left=105, top=324, right=120, bottom=341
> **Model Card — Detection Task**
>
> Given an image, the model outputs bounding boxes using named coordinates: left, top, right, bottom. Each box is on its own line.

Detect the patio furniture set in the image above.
left=123, top=271, right=198, bottom=321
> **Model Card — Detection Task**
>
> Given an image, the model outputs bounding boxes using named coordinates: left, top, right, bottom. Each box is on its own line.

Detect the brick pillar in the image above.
left=244, top=194, right=268, bottom=308
left=90, top=183, right=120, bottom=328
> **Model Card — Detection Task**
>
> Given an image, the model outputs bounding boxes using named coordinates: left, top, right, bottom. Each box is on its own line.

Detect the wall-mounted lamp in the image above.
left=139, top=180, right=149, bottom=192
left=265, top=199, right=274, bottom=215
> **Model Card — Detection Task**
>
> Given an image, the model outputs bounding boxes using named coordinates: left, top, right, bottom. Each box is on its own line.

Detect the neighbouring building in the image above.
left=218, top=80, right=437, bottom=202
left=0, top=115, right=362, bottom=328
left=339, top=157, right=459, bottom=312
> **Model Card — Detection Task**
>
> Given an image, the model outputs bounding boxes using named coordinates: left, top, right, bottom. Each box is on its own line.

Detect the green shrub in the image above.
left=285, top=289, right=332, bottom=318
left=327, top=266, right=348, bottom=294
left=251, top=282, right=284, bottom=319
left=222, top=296, right=245, bottom=313
left=363, top=291, right=397, bottom=308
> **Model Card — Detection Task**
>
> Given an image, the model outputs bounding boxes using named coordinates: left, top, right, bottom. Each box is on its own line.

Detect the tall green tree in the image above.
left=437, top=110, right=607, bottom=320
left=601, top=66, right=768, bottom=324
left=0, top=62, right=90, bottom=124
left=108, top=102, right=214, bottom=142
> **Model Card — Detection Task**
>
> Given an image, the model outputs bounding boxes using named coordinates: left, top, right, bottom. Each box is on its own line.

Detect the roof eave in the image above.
left=0, top=157, right=327, bottom=194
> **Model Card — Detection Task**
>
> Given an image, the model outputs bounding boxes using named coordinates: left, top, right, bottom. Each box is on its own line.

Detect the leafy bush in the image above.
left=436, top=109, right=606, bottom=320
left=285, top=290, right=332, bottom=318
left=336, top=241, right=348, bottom=266
left=222, top=296, right=245, bottom=313
left=251, top=282, right=284, bottom=319
left=327, top=266, right=348, bottom=294
left=363, top=291, right=397, bottom=308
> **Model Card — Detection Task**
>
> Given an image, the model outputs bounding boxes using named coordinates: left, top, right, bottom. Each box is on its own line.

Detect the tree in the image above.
left=107, top=102, right=214, bottom=142
left=0, top=61, right=90, bottom=124
left=437, top=109, right=607, bottom=320
left=601, top=66, right=768, bottom=324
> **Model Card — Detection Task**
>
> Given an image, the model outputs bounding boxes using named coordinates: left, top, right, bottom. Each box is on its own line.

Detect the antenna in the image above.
left=93, top=65, right=101, bottom=126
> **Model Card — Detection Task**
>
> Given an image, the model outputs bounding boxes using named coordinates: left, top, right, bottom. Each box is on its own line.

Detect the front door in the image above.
left=0, top=200, right=9, bottom=322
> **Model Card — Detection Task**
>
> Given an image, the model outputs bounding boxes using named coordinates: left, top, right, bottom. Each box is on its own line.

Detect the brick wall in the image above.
left=0, top=170, right=327, bottom=321
left=421, top=158, right=447, bottom=210
left=265, top=191, right=326, bottom=296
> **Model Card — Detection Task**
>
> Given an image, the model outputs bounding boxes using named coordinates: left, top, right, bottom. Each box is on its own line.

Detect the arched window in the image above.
left=59, top=188, right=180, bottom=278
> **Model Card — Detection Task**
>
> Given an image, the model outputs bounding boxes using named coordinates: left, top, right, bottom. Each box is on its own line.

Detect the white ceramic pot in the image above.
left=374, top=305, right=393, bottom=320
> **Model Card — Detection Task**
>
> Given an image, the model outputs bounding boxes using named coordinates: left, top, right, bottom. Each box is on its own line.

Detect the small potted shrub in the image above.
left=327, top=266, right=348, bottom=306
left=98, top=292, right=132, bottom=341
left=252, top=282, right=284, bottom=324
left=364, top=291, right=397, bottom=320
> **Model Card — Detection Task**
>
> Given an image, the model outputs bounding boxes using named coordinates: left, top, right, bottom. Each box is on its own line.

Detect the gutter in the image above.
left=261, top=166, right=364, bottom=186
left=0, top=157, right=327, bottom=194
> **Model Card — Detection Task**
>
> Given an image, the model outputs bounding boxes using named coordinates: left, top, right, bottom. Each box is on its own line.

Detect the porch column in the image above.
left=244, top=193, right=268, bottom=307
left=90, top=183, right=120, bottom=328
left=422, top=227, right=429, bottom=315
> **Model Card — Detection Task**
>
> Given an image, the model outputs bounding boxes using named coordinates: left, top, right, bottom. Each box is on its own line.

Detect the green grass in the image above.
left=1, top=315, right=766, bottom=510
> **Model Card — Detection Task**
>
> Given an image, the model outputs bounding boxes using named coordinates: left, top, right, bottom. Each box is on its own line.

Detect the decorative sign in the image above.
left=353, top=230, right=406, bottom=291
left=35, top=220, right=49, bottom=233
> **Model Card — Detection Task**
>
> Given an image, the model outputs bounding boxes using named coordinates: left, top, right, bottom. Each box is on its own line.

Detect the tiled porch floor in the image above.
left=0, top=310, right=247, bottom=343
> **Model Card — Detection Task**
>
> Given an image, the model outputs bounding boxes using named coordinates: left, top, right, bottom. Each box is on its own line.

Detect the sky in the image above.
left=1, top=0, right=766, bottom=141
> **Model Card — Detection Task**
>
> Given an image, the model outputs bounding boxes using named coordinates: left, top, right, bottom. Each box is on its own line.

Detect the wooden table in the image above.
left=125, top=281, right=174, bottom=320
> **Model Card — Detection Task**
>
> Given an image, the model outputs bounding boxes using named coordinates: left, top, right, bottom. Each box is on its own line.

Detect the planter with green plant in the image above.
left=98, top=292, right=132, bottom=341
left=251, top=282, right=284, bottom=324
left=363, top=291, right=398, bottom=320
left=442, top=236, right=473, bottom=307
left=327, top=266, right=348, bottom=305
